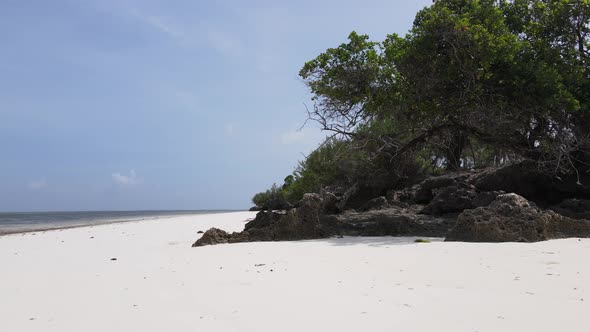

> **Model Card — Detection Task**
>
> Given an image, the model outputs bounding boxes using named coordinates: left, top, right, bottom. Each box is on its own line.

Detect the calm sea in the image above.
left=0, top=210, right=239, bottom=235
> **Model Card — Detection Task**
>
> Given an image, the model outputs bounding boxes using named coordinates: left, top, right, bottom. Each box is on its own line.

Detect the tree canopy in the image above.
left=301, top=0, right=588, bottom=168
left=254, top=0, right=590, bottom=205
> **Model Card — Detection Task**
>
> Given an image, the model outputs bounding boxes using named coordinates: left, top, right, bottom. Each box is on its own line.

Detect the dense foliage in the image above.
left=251, top=183, right=288, bottom=210
left=253, top=0, right=590, bottom=206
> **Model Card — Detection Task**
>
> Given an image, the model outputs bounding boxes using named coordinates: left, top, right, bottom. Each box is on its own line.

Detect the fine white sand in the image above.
left=1, top=211, right=589, bottom=332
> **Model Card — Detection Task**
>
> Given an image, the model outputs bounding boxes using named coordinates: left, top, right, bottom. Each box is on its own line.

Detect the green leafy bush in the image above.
left=251, top=184, right=290, bottom=210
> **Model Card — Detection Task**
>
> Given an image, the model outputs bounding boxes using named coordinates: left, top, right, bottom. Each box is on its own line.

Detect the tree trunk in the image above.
left=445, top=131, right=467, bottom=170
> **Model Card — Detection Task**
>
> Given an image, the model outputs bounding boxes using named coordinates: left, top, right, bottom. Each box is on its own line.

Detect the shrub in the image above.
left=251, top=184, right=290, bottom=210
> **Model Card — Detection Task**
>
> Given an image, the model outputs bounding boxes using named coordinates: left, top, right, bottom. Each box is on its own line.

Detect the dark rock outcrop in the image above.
left=319, top=189, right=339, bottom=214
left=193, top=194, right=329, bottom=246
left=419, top=183, right=477, bottom=215
left=446, top=193, right=590, bottom=242
left=193, top=228, right=230, bottom=246
left=315, top=185, right=360, bottom=214
left=471, top=162, right=590, bottom=205
left=194, top=197, right=452, bottom=246
left=323, top=205, right=453, bottom=237
left=390, top=172, right=504, bottom=216
left=192, top=228, right=249, bottom=247
left=335, top=184, right=359, bottom=211
left=472, top=190, right=505, bottom=207
left=394, top=161, right=590, bottom=209
left=550, top=199, right=590, bottom=220
left=359, top=196, right=389, bottom=212
left=392, top=172, right=472, bottom=204
left=194, top=162, right=590, bottom=247
left=255, top=193, right=326, bottom=241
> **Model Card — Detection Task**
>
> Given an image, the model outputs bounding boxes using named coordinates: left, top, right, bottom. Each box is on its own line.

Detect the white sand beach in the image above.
left=1, top=211, right=589, bottom=332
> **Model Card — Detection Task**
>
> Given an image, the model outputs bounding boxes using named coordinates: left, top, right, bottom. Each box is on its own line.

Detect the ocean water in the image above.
left=0, top=210, right=238, bottom=235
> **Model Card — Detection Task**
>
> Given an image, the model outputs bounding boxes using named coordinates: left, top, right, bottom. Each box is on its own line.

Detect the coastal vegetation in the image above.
left=252, top=0, right=590, bottom=208
left=203, top=0, right=590, bottom=246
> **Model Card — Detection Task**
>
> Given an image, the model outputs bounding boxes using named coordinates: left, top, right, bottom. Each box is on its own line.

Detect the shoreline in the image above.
left=0, top=210, right=246, bottom=237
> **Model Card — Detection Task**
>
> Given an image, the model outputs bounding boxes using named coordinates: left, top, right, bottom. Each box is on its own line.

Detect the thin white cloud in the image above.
left=129, top=8, right=245, bottom=57
left=130, top=9, right=181, bottom=38
left=112, top=170, right=143, bottom=185
left=28, top=180, right=47, bottom=191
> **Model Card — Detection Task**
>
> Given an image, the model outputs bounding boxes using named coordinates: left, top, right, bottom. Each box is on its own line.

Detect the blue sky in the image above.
left=0, top=0, right=431, bottom=211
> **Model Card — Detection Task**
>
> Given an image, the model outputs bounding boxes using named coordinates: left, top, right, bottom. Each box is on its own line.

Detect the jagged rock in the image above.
left=446, top=193, right=590, bottom=242
left=194, top=163, right=590, bottom=247
left=318, top=186, right=366, bottom=214
left=359, top=196, right=389, bottom=212
left=550, top=199, right=590, bottom=220
left=390, top=161, right=590, bottom=208
left=192, top=228, right=231, bottom=246
left=244, top=211, right=283, bottom=231
left=391, top=172, right=472, bottom=204
left=389, top=200, right=411, bottom=209
left=241, top=210, right=283, bottom=242
left=335, top=184, right=359, bottom=211
left=323, top=205, right=453, bottom=237
left=420, top=183, right=477, bottom=215
left=319, top=189, right=339, bottom=214
left=298, top=193, right=322, bottom=221
left=287, top=193, right=325, bottom=238
left=248, top=206, right=260, bottom=212
left=192, top=228, right=250, bottom=247
left=413, top=187, right=435, bottom=204
left=193, top=195, right=452, bottom=246
left=388, top=162, right=590, bottom=209
left=470, top=162, right=590, bottom=205
left=472, top=190, right=505, bottom=207
left=471, top=164, right=550, bottom=203
left=421, top=175, right=462, bottom=190
left=198, top=194, right=329, bottom=245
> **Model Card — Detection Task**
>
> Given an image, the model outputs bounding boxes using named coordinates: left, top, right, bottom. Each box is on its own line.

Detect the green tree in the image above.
left=503, top=0, right=590, bottom=169
left=255, top=0, right=590, bottom=206
left=300, top=0, right=589, bottom=174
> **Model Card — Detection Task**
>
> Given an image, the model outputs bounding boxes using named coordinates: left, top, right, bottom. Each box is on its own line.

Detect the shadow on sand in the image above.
left=310, top=236, right=444, bottom=247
